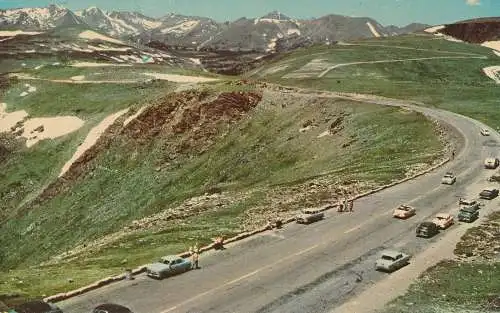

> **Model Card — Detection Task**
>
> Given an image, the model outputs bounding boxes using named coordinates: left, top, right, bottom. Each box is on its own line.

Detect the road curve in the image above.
left=59, top=90, right=500, bottom=313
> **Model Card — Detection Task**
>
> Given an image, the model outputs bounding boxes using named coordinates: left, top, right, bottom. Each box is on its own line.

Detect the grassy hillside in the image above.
left=249, top=34, right=500, bottom=128
left=0, top=79, right=445, bottom=300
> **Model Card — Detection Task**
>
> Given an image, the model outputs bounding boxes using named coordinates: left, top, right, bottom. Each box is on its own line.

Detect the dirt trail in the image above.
left=59, top=109, right=129, bottom=177
left=337, top=42, right=484, bottom=56
left=318, top=55, right=488, bottom=78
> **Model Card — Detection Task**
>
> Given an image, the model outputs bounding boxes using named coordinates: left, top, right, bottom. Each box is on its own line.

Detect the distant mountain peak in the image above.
left=260, top=10, right=291, bottom=21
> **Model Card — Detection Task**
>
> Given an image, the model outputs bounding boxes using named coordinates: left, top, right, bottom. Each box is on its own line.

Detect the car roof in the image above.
left=381, top=250, right=402, bottom=258
left=93, top=303, right=133, bottom=313
left=435, top=213, right=450, bottom=218
left=147, top=263, right=170, bottom=271
left=160, top=255, right=182, bottom=261
left=460, top=207, right=477, bottom=213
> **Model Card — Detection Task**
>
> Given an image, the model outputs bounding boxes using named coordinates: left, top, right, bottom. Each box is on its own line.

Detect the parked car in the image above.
left=480, top=188, right=499, bottom=200
left=432, top=213, right=454, bottom=229
left=459, top=198, right=481, bottom=210
left=484, top=157, right=500, bottom=169
left=296, top=208, right=324, bottom=224
left=488, top=171, right=500, bottom=182
left=392, top=204, right=416, bottom=219
left=146, top=255, right=191, bottom=279
left=92, top=304, right=134, bottom=313
left=12, top=301, right=63, bottom=313
left=441, top=172, right=456, bottom=185
left=416, top=222, right=440, bottom=238
left=481, top=128, right=490, bottom=136
left=458, top=207, right=479, bottom=223
left=375, top=250, right=411, bottom=272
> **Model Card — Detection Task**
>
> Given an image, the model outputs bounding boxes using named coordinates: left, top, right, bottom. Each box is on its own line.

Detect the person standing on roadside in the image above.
left=192, top=243, right=200, bottom=269
left=349, top=200, right=354, bottom=212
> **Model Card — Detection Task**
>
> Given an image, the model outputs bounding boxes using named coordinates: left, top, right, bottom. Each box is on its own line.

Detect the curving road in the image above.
left=59, top=90, right=500, bottom=313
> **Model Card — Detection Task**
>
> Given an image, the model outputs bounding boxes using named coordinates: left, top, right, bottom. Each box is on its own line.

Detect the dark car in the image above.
left=12, top=301, right=62, bottom=313
left=458, top=207, right=479, bottom=223
left=92, top=303, right=134, bottom=313
left=479, top=188, right=499, bottom=200
left=416, top=222, right=439, bottom=238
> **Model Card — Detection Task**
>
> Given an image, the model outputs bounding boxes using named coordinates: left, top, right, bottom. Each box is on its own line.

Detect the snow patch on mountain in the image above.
left=78, top=30, right=126, bottom=45
left=482, top=41, right=500, bottom=52
left=366, top=22, right=381, bottom=37
left=0, top=30, right=42, bottom=36
left=160, top=20, right=200, bottom=34
left=424, top=25, right=445, bottom=33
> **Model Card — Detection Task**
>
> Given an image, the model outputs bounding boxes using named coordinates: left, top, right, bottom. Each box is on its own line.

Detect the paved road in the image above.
left=59, top=91, right=500, bottom=313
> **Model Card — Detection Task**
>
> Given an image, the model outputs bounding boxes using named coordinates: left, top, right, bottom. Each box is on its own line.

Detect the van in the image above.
left=416, top=222, right=439, bottom=238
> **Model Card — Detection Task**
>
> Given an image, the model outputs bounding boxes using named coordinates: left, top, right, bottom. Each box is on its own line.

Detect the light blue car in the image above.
left=146, top=255, right=192, bottom=279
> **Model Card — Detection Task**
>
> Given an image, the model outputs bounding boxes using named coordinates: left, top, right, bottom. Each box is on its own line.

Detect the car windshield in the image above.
left=381, top=255, right=394, bottom=261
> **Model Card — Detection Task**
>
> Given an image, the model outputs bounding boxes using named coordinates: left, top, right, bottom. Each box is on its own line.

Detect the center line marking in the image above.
left=159, top=244, right=320, bottom=313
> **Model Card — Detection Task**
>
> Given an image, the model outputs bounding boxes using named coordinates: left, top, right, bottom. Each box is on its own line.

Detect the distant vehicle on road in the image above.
left=488, top=171, right=500, bottom=182
left=416, top=222, right=440, bottom=238
left=296, top=208, right=324, bottom=224
left=484, top=157, right=499, bottom=169
left=458, top=207, right=479, bottom=223
left=432, top=213, right=454, bottom=229
left=441, top=172, right=456, bottom=185
left=481, top=128, right=490, bottom=136
left=146, top=255, right=191, bottom=279
left=375, top=250, right=410, bottom=272
left=479, top=188, right=499, bottom=200
left=12, top=301, right=63, bottom=313
left=392, top=204, right=416, bottom=219
left=92, top=303, right=134, bottom=313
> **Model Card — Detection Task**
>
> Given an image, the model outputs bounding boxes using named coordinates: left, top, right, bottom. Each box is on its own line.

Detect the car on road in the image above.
left=392, top=204, right=416, bottom=219
left=459, top=198, right=481, bottom=210
left=375, top=250, right=411, bottom=272
left=458, top=207, right=479, bottom=223
left=146, top=255, right=191, bottom=279
left=92, top=304, right=134, bottom=313
left=481, top=128, right=490, bottom=136
left=488, top=171, right=500, bottom=182
left=416, top=222, right=440, bottom=238
left=11, top=301, right=63, bottom=313
left=484, top=157, right=500, bottom=169
left=441, top=172, right=456, bottom=185
left=296, top=208, right=324, bottom=224
left=432, top=213, right=454, bottom=229
left=479, top=188, right=499, bottom=200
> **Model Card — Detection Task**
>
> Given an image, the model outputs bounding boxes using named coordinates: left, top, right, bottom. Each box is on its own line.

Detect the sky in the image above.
left=0, top=0, right=498, bottom=26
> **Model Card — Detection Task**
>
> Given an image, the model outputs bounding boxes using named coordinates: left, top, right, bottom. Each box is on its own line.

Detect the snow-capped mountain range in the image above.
left=0, top=5, right=430, bottom=52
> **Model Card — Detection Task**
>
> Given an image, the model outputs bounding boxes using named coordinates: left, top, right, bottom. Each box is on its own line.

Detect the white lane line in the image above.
left=159, top=244, right=320, bottom=313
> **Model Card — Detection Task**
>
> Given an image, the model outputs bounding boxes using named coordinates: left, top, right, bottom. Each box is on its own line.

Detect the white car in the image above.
left=375, top=250, right=411, bottom=272
left=480, top=128, right=490, bottom=136
left=441, top=172, right=456, bottom=185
